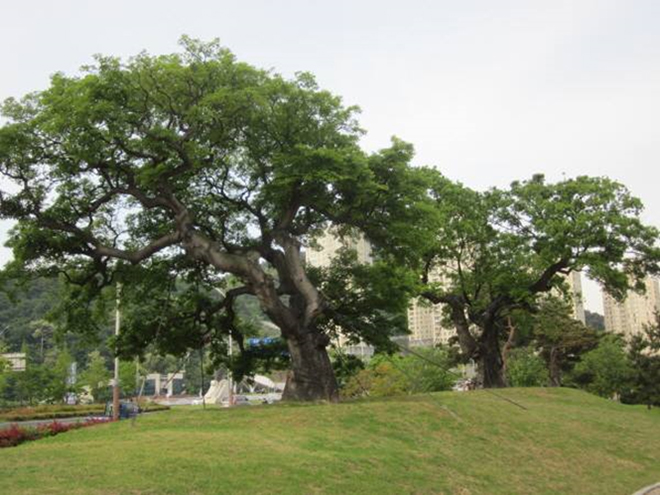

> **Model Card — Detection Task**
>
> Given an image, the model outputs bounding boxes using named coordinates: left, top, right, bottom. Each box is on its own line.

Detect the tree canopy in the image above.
left=1, top=37, right=658, bottom=398
left=416, top=173, right=660, bottom=386
left=0, top=38, right=423, bottom=401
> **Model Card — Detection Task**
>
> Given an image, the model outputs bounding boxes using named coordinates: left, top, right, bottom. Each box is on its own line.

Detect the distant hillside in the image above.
left=0, top=388, right=658, bottom=494
left=585, top=310, right=605, bottom=331
left=0, top=278, right=59, bottom=352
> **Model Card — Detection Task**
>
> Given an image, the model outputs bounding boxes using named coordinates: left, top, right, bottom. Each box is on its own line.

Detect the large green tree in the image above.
left=0, top=38, right=418, bottom=401
left=417, top=173, right=660, bottom=387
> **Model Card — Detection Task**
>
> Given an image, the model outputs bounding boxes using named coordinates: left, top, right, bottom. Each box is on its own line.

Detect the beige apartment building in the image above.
left=407, top=300, right=455, bottom=347
left=565, top=271, right=586, bottom=324
left=603, top=276, right=660, bottom=338
left=305, top=229, right=373, bottom=268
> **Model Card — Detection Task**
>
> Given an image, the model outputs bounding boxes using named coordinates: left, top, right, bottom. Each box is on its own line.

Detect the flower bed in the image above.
left=0, top=418, right=111, bottom=448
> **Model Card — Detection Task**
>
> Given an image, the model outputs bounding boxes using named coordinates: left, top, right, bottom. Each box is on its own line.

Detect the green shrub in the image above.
left=570, top=334, right=634, bottom=399
left=342, top=348, right=454, bottom=398
left=506, top=348, right=548, bottom=387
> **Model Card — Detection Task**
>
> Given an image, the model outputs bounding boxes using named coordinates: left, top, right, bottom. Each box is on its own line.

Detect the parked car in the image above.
left=232, top=395, right=251, bottom=406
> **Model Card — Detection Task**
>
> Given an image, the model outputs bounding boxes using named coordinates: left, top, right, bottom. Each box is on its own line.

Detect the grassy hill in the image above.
left=1, top=388, right=658, bottom=494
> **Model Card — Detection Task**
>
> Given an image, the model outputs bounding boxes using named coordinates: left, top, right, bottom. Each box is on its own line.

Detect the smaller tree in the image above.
left=342, top=349, right=454, bottom=398
left=0, top=341, right=9, bottom=402
left=331, top=352, right=365, bottom=391
left=584, top=311, right=605, bottom=331
left=42, top=348, right=76, bottom=403
left=623, top=314, right=660, bottom=409
left=397, top=347, right=455, bottom=394
left=10, top=343, right=55, bottom=405
left=342, top=358, right=408, bottom=398
left=506, top=348, right=548, bottom=387
left=570, top=334, right=633, bottom=399
left=414, top=174, right=660, bottom=388
left=119, top=360, right=145, bottom=397
left=0, top=340, right=8, bottom=373
left=80, top=351, right=111, bottom=403
left=29, top=320, right=55, bottom=364
left=532, top=298, right=598, bottom=386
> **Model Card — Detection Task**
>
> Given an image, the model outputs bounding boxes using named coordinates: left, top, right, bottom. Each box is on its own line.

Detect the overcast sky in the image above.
left=1, top=0, right=659, bottom=312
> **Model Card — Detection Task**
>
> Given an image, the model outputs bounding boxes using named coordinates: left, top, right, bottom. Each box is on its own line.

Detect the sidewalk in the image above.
left=634, top=483, right=660, bottom=495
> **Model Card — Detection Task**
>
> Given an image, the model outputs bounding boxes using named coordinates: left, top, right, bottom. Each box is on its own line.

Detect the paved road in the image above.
left=634, top=483, right=660, bottom=495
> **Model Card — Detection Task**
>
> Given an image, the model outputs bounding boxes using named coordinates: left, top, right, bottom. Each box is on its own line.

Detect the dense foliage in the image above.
left=0, top=37, right=658, bottom=401
left=341, top=348, right=455, bottom=398
left=570, top=334, right=634, bottom=398
left=622, top=314, right=660, bottom=408
left=0, top=38, right=425, bottom=401
left=505, top=348, right=548, bottom=387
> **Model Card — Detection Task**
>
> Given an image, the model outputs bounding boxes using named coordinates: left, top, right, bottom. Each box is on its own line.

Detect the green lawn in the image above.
left=1, top=388, right=658, bottom=494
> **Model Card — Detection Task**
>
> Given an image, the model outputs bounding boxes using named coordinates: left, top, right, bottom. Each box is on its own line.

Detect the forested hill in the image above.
left=0, top=278, right=277, bottom=355
left=585, top=310, right=605, bottom=331
left=0, top=278, right=59, bottom=352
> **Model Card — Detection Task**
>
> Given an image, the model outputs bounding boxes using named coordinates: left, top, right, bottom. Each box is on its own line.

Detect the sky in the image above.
left=1, top=0, right=659, bottom=313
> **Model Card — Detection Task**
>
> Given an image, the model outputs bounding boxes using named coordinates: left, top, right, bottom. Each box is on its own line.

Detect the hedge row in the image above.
left=0, top=402, right=169, bottom=421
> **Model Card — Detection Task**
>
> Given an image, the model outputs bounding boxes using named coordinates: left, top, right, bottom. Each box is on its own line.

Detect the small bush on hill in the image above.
left=342, top=348, right=454, bottom=398
left=506, top=348, right=548, bottom=387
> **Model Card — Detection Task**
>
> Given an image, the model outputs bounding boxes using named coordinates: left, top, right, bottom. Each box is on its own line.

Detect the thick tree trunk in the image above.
left=185, top=231, right=339, bottom=402
left=548, top=348, right=562, bottom=387
left=478, top=325, right=507, bottom=388
left=501, top=317, right=516, bottom=384
left=281, top=330, right=339, bottom=402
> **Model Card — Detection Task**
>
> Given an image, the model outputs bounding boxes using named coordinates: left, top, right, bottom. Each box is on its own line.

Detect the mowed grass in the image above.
left=1, top=388, right=659, bottom=495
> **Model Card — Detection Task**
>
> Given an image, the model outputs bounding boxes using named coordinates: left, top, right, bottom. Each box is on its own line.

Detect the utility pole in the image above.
left=112, top=283, right=121, bottom=421
left=228, top=333, right=233, bottom=407
left=199, top=346, right=206, bottom=409
left=212, top=288, right=234, bottom=407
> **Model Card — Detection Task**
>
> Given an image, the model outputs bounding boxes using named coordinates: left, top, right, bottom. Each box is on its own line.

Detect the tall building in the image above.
left=305, top=229, right=372, bottom=268
left=603, top=276, right=660, bottom=338
left=406, top=268, right=455, bottom=347
left=565, top=271, right=586, bottom=324
left=406, top=300, right=455, bottom=347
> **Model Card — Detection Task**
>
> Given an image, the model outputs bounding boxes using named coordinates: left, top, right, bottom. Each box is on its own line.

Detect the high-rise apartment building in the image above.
left=305, top=229, right=372, bottom=268
left=406, top=268, right=453, bottom=347
left=603, top=276, right=660, bottom=338
left=406, top=300, right=455, bottom=347
left=566, top=271, right=586, bottom=324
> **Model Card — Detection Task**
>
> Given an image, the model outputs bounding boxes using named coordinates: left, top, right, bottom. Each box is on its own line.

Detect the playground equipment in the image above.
left=203, top=379, right=230, bottom=405
left=201, top=375, right=283, bottom=406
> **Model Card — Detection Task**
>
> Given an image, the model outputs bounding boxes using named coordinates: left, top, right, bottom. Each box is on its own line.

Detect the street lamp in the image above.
left=112, top=283, right=121, bottom=421
left=213, top=288, right=234, bottom=407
